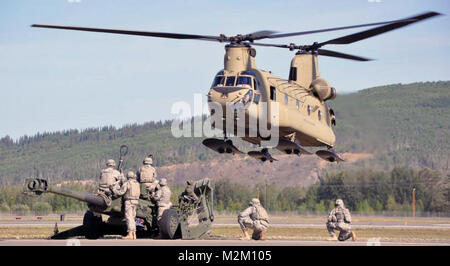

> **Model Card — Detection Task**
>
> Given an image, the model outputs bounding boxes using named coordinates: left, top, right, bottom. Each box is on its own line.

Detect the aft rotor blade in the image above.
left=319, top=11, right=441, bottom=46
left=317, top=49, right=372, bottom=61
left=31, top=24, right=223, bottom=41
left=252, top=43, right=372, bottom=61
left=260, top=18, right=420, bottom=40
left=251, top=42, right=291, bottom=49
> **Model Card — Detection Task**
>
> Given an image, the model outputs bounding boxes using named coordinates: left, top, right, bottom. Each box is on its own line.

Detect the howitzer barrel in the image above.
left=25, top=178, right=107, bottom=208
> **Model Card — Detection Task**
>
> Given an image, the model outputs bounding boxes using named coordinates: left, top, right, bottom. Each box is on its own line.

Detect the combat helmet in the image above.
left=249, top=198, right=260, bottom=206
left=143, top=156, right=153, bottom=165
left=159, top=178, right=167, bottom=186
left=127, top=171, right=136, bottom=179
left=335, top=199, right=344, bottom=207
left=106, top=159, right=116, bottom=167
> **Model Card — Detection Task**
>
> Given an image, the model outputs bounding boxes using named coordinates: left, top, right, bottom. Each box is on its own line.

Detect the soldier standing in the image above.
left=137, top=156, right=158, bottom=197
left=98, top=159, right=125, bottom=198
left=326, top=199, right=357, bottom=241
left=238, top=198, right=270, bottom=241
left=152, top=178, right=172, bottom=221
left=112, top=171, right=141, bottom=240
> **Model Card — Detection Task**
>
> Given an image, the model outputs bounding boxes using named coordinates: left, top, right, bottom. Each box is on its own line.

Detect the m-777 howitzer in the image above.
left=24, top=177, right=214, bottom=240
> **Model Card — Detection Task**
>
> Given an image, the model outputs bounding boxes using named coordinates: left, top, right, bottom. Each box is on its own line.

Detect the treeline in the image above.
left=214, top=167, right=449, bottom=215
left=1, top=167, right=448, bottom=216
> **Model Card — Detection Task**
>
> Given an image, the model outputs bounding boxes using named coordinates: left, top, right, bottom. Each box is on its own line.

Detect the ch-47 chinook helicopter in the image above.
left=32, top=11, right=440, bottom=163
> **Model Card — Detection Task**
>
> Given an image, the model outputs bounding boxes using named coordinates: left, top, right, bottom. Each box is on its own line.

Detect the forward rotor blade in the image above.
left=31, top=24, right=223, bottom=41
left=245, top=30, right=278, bottom=40
left=317, top=49, right=372, bottom=61
left=319, top=11, right=441, bottom=46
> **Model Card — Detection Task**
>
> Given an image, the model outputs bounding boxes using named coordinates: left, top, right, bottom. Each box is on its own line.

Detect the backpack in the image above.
left=99, top=168, right=115, bottom=188
left=139, top=165, right=156, bottom=183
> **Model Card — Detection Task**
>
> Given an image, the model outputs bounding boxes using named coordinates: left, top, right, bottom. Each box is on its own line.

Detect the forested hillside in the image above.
left=329, top=81, right=449, bottom=171
left=0, top=81, right=449, bottom=185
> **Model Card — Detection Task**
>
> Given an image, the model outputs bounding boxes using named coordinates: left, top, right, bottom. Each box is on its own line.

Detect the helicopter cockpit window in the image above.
left=270, top=86, right=276, bottom=101
left=211, top=76, right=225, bottom=87
left=225, top=76, right=236, bottom=86
left=236, top=76, right=253, bottom=88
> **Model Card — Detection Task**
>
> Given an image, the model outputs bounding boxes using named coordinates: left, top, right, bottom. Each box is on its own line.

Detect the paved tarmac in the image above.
left=1, top=220, right=449, bottom=229
left=0, top=239, right=449, bottom=246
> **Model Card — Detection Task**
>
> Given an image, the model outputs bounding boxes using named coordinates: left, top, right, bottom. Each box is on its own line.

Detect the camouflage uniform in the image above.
left=181, top=180, right=199, bottom=203
left=153, top=178, right=172, bottom=220
left=137, top=157, right=158, bottom=198
left=238, top=198, right=270, bottom=240
left=326, top=199, right=356, bottom=241
left=98, top=159, right=126, bottom=199
left=112, top=171, right=140, bottom=240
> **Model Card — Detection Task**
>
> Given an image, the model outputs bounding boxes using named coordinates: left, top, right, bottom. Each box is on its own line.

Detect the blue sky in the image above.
left=1, top=0, right=449, bottom=139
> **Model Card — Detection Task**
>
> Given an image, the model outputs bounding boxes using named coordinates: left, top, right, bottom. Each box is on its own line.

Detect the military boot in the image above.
left=122, top=231, right=133, bottom=240
left=327, top=235, right=338, bottom=241
left=351, top=231, right=357, bottom=241
left=240, top=230, right=250, bottom=241
left=259, top=231, right=266, bottom=241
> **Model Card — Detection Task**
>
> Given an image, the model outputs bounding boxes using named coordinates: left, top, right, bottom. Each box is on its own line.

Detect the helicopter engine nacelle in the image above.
left=310, top=78, right=337, bottom=101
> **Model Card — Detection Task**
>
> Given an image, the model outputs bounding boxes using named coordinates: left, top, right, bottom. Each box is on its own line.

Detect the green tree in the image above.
left=32, top=202, right=52, bottom=216
left=12, top=204, right=30, bottom=216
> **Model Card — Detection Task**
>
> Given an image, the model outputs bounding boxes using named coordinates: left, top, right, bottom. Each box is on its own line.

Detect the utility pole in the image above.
left=265, top=179, right=268, bottom=210
left=412, top=188, right=416, bottom=218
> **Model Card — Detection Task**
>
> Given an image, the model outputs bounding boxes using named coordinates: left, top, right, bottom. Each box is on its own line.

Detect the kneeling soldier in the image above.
left=238, top=198, right=270, bottom=240
left=326, top=199, right=356, bottom=241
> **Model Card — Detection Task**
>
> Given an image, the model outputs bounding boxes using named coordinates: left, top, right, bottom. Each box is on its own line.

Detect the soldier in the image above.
left=152, top=178, right=172, bottom=221
left=98, top=159, right=125, bottom=198
left=326, top=199, right=357, bottom=241
left=137, top=156, right=158, bottom=197
left=238, top=198, right=270, bottom=241
left=111, top=171, right=141, bottom=240
left=180, top=180, right=199, bottom=203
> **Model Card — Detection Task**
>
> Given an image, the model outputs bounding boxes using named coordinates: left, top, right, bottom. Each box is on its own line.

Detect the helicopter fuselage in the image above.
left=207, top=44, right=336, bottom=150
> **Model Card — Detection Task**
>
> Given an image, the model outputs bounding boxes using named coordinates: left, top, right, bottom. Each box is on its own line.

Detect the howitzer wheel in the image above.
left=159, top=209, right=181, bottom=239
left=83, top=211, right=103, bottom=239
